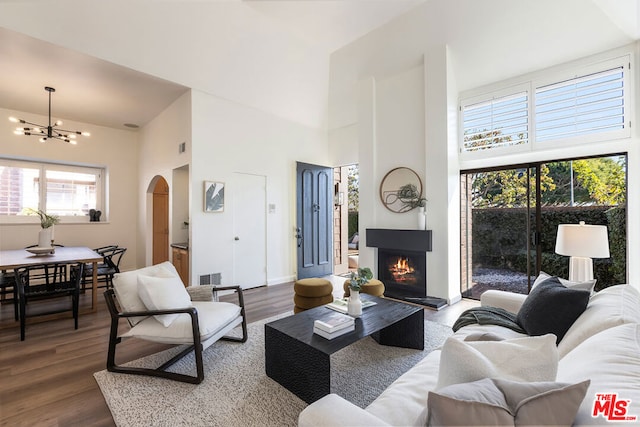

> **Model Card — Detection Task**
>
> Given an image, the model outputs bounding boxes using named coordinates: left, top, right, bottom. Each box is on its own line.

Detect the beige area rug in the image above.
left=94, top=313, right=453, bottom=427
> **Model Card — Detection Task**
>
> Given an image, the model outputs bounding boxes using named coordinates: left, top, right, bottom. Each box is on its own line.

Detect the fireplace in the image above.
left=378, top=248, right=426, bottom=300
left=366, top=228, right=446, bottom=309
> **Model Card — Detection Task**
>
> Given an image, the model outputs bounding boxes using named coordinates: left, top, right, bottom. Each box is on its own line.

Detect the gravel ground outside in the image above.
left=464, top=268, right=535, bottom=300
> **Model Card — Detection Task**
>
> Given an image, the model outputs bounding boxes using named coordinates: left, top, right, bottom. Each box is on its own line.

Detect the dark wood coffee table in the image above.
left=264, top=294, right=424, bottom=403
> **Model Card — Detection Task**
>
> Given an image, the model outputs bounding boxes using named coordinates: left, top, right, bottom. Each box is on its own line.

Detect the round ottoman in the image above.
left=343, top=278, right=385, bottom=298
left=293, top=278, right=333, bottom=313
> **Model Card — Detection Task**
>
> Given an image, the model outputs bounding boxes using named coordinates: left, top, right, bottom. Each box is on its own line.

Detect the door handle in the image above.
left=295, top=227, right=303, bottom=248
left=234, top=236, right=240, bottom=241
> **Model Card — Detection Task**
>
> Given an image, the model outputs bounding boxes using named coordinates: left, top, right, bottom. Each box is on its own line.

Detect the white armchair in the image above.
left=103, top=262, right=247, bottom=384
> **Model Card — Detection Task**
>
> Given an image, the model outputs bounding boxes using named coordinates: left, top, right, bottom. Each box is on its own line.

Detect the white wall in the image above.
left=138, top=92, right=192, bottom=269
left=332, top=13, right=640, bottom=300
left=190, top=90, right=328, bottom=287
left=0, top=107, right=139, bottom=271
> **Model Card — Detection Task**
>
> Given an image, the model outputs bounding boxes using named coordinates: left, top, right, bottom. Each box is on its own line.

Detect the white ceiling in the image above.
left=1, top=0, right=639, bottom=132
left=0, top=0, right=425, bottom=130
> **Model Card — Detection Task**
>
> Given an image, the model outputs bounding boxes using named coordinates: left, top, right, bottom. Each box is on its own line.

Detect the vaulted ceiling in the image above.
left=0, top=0, right=638, bottom=131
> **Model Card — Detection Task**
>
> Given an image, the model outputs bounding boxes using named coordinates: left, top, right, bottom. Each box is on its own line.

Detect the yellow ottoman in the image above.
left=343, top=279, right=385, bottom=298
left=294, top=278, right=333, bottom=313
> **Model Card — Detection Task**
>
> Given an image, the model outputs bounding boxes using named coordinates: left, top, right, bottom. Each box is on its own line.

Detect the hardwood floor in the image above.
left=0, top=279, right=477, bottom=426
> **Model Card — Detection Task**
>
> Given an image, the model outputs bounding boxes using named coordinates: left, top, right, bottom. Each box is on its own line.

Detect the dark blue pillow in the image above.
left=517, top=276, right=590, bottom=344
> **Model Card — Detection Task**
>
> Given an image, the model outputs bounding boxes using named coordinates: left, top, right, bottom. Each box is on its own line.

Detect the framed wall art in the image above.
left=204, top=181, right=225, bottom=212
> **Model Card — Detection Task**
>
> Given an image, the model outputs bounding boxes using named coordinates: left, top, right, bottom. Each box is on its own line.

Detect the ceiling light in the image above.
left=9, top=86, right=90, bottom=144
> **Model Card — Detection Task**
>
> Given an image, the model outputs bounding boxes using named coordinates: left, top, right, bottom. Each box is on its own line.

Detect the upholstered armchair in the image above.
left=103, top=261, right=247, bottom=384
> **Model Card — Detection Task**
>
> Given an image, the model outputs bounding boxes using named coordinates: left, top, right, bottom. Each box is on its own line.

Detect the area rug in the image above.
left=94, top=313, right=453, bottom=427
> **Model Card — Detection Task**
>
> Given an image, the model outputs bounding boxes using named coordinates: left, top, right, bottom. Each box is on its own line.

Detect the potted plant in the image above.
left=27, top=208, right=60, bottom=247
left=397, top=184, right=427, bottom=229
left=348, top=267, right=373, bottom=316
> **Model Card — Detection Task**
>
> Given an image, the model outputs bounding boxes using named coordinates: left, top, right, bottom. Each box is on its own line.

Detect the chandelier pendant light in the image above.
left=9, top=86, right=90, bottom=144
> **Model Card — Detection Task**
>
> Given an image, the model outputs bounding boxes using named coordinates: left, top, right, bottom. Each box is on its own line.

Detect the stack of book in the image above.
left=313, top=312, right=355, bottom=340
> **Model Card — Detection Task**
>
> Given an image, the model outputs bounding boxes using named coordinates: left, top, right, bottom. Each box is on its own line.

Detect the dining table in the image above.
left=0, top=246, right=103, bottom=314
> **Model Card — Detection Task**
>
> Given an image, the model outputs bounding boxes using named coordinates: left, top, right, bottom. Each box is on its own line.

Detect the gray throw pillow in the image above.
left=427, top=378, right=590, bottom=426
left=517, top=276, right=590, bottom=344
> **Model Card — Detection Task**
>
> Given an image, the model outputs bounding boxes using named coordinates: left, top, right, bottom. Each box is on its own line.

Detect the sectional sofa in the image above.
left=298, top=282, right=640, bottom=426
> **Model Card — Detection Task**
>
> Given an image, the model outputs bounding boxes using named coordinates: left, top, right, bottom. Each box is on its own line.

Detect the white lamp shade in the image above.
left=555, top=222, right=610, bottom=258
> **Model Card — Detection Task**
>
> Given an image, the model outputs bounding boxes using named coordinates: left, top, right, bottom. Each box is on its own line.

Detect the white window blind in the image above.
left=535, top=66, right=625, bottom=142
left=462, top=91, right=529, bottom=153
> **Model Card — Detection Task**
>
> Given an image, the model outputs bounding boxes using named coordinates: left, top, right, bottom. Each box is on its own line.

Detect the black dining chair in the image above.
left=0, top=270, right=18, bottom=321
left=82, top=246, right=127, bottom=290
left=14, top=262, right=84, bottom=341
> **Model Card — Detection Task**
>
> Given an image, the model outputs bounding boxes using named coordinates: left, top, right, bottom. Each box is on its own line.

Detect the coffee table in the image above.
left=264, top=294, right=424, bottom=403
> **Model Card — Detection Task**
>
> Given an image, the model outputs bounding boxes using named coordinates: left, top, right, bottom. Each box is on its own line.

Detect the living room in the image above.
left=1, top=0, right=639, bottom=425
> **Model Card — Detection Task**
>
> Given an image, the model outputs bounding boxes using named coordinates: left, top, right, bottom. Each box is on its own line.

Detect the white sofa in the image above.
left=299, top=284, right=640, bottom=426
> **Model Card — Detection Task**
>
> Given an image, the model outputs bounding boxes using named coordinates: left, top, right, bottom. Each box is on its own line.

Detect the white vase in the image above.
left=418, top=207, right=426, bottom=230
left=347, top=290, right=362, bottom=317
left=38, top=228, right=53, bottom=248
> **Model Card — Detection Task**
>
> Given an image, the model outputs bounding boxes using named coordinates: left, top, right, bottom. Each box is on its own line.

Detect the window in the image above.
left=0, top=158, right=104, bottom=221
left=535, top=62, right=628, bottom=144
left=462, top=89, right=529, bottom=154
left=460, top=54, right=631, bottom=158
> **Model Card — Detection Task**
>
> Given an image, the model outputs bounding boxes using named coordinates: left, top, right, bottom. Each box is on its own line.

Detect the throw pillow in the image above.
left=533, top=271, right=596, bottom=293
left=137, top=274, right=193, bottom=327
left=436, top=334, right=558, bottom=389
left=112, top=262, right=179, bottom=326
left=427, top=378, right=590, bottom=426
left=517, top=276, right=590, bottom=344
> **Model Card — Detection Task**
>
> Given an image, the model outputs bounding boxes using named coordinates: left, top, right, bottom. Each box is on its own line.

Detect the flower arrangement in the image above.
left=349, top=267, right=373, bottom=292
left=27, top=208, right=60, bottom=229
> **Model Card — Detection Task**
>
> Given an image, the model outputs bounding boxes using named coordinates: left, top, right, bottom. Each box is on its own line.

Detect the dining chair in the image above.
left=81, top=246, right=126, bottom=291
left=0, top=270, right=18, bottom=321
left=14, top=262, right=84, bottom=341
left=24, top=244, right=67, bottom=286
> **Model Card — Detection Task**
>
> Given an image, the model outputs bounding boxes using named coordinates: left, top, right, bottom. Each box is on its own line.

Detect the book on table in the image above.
left=313, top=323, right=355, bottom=340
left=313, top=312, right=354, bottom=333
left=325, top=298, right=377, bottom=314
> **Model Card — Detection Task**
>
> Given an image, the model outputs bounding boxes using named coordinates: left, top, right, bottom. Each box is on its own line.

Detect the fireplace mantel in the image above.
left=365, top=229, right=432, bottom=252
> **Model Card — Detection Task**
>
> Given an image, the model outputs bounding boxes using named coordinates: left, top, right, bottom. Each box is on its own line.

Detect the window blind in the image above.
left=462, top=92, right=529, bottom=153
left=535, top=67, right=625, bottom=142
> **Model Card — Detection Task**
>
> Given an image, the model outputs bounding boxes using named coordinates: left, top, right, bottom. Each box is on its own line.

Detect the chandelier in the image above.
left=9, top=86, right=90, bottom=144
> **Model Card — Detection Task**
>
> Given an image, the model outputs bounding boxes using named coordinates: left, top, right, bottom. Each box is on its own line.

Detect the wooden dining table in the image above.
left=0, top=246, right=103, bottom=314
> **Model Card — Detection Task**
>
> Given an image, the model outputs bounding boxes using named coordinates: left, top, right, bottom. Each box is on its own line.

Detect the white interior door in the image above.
left=232, top=172, right=267, bottom=289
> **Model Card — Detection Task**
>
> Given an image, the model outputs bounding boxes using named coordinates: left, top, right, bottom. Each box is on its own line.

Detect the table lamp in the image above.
left=555, top=221, right=610, bottom=281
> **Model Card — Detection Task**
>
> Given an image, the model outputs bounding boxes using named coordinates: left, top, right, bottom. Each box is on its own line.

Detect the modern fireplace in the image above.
left=378, top=248, right=426, bottom=300
left=366, top=228, right=446, bottom=309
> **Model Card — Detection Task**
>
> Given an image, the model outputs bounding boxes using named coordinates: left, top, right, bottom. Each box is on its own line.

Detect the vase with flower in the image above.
left=28, top=208, right=60, bottom=248
left=348, top=267, right=373, bottom=317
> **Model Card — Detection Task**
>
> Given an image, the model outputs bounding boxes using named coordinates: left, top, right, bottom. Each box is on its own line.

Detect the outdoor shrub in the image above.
left=471, top=205, right=626, bottom=288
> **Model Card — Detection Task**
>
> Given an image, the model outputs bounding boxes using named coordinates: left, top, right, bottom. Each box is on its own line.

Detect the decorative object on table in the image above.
left=379, top=167, right=423, bottom=213
left=9, top=86, right=90, bottom=144
left=555, top=221, right=609, bottom=281
left=313, top=311, right=355, bottom=339
left=204, top=181, right=224, bottom=212
left=347, top=267, right=373, bottom=317
left=27, top=208, right=59, bottom=249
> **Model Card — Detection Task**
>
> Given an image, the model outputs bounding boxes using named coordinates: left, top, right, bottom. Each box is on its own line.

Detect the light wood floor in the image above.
left=0, top=279, right=477, bottom=426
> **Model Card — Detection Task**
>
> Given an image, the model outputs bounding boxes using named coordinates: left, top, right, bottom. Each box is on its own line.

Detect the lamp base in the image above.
left=568, top=256, right=594, bottom=282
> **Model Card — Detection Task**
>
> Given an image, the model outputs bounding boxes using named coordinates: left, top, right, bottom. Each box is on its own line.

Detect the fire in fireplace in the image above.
left=378, top=248, right=426, bottom=300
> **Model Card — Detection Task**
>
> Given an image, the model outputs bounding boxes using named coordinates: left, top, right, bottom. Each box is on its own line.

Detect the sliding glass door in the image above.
left=461, top=153, right=627, bottom=300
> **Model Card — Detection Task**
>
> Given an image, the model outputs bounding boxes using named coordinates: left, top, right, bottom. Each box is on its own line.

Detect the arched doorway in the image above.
left=152, top=176, right=169, bottom=265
